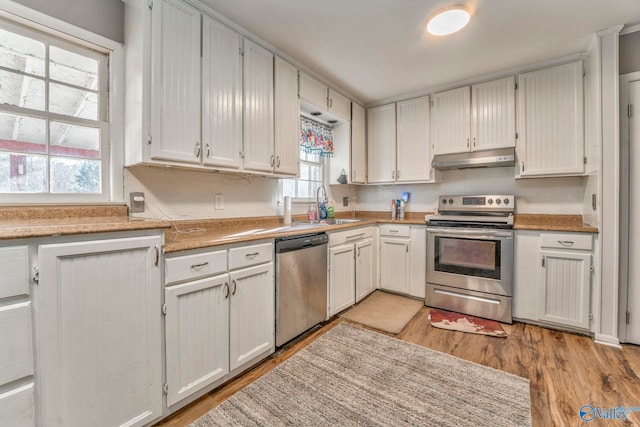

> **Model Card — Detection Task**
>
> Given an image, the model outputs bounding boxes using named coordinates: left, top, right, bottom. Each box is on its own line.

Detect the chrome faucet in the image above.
left=316, top=185, right=328, bottom=219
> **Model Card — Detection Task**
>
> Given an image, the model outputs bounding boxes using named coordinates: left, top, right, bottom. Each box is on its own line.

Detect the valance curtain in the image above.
left=300, top=116, right=334, bottom=157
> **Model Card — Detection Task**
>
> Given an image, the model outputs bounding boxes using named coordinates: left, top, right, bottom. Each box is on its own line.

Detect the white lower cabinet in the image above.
left=379, top=225, right=427, bottom=298
left=165, top=274, right=229, bottom=407
left=514, top=230, right=594, bottom=331
left=328, top=227, right=377, bottom=316
left=164, top=241, right=274, bottom=410
left=36, top=234, right=163, bottom=427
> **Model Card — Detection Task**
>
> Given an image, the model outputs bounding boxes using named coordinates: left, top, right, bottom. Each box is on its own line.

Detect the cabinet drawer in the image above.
left=165, top=250, right=227, bottom=285
left=329, top=227, right=375, bottom=246
left=0, top=246, right=29, bottom=299
left=379, top=224, right=410, bottom=237
left=229, top=242, right=273, bottom=270
left=0, top=302, right=33, bottom=386
left=0, top=382, right=35, bottom=427
left=540, top=233, right=592, bottom=251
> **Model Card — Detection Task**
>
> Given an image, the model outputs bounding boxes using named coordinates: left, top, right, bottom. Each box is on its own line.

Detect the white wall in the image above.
left=11, top=0, right=124, bottom=42
left=355, top=167, right=587, bottom=215
left=124, top=166, right=355, bottom=220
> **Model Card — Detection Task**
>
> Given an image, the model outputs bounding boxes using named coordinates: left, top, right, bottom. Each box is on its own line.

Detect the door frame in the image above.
left=619, top=71, right=640, bottom=343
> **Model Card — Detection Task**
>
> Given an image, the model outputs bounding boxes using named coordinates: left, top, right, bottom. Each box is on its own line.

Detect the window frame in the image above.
left=0, top=4, right=123, bottom=204
left=280, top=148, right=327, bottom=204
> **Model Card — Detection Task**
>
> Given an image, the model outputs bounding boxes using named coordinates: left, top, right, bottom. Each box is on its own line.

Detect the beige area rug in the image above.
left=339, top=290, right=423, bottom=334
left=189, top=323, right=532, bottom=427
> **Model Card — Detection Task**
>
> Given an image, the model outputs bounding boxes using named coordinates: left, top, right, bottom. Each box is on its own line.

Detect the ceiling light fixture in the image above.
left=426, top=6, right=470, bottom=36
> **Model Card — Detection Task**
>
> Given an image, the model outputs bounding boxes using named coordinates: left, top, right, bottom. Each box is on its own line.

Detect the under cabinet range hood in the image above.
left=431, top=148, right=516, bottom=171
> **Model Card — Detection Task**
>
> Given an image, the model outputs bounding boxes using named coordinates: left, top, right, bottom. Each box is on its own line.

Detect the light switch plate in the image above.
left=343, top=197, right=349, bottom=207
left=130, top=192, right=145, bottom=213
left=215, top=194, right=224, bottom=210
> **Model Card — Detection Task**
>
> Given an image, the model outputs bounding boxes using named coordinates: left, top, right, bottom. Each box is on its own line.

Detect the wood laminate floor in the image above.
left=155, top=307, right=640, bottom=427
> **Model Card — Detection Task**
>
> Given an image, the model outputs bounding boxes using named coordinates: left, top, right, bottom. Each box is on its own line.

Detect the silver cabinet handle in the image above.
left=466, top=138, right=470, bottom=147
left=352, top=170, right=356, bottom=180
left=232, top=279, right=237, bottom=295
left=276, top=156, right=280, bottom=168
left=270, top=155, right=275, bottom=167
left=473, top=137, right=476, bottom=147
left=558, top=240, right=575, bottom=247
left=542, top=256, right=545, bottom=267
left=206, top=144, right=211, bottom=158
left=389, top=229, right=399, bottom=233
left=329, top=98, right=333, bottom=108
left=392, top=171, right=395, bottom=180
left=154, top=245, right=159, bottom=267
left=190, top=261, right=209, bottom=269
left=223, top=282, right=229, bottom=299
left=357, top=247, right=361, bottom=257
left=397, top=170, right=400, bottom=179
left=194, top=142, right=201, bottom=158
left=245, top=252, right=259, bottom=258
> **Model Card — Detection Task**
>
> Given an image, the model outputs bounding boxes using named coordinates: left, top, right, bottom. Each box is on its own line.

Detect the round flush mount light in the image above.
left=310, top=111, right=322, bottom=116
left=426, top=6, right=470, bottom=36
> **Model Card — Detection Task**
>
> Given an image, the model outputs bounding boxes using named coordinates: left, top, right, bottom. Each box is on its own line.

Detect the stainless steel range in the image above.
left=426, top=195, right=514, bottom=323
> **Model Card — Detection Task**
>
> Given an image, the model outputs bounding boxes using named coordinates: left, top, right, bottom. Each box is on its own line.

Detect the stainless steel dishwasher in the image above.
left=275, top=233, right=328, bottom=347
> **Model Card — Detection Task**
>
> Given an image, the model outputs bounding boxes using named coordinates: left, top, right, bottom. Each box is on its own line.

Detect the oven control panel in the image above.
left=439, top=195, right=515, bottom=212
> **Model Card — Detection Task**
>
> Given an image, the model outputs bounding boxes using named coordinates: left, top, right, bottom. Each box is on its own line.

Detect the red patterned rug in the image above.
left=429, top=309, right=507, bottom=337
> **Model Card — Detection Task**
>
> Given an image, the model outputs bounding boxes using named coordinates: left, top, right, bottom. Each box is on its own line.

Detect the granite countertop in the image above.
left=164, top=212, right=429, bottom=253
left=0, top=205, right=171, bottom=240
left=514, top=214, right=598, bottom=233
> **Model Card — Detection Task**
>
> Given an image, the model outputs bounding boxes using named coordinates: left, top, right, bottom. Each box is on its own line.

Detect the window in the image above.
left=280, top=116, right=334, bottom=202
left=0, top=19, right=109, bottom=200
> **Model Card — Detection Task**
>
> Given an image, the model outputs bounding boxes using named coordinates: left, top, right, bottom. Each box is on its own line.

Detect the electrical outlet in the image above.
left=343, top=196, right=349, bottom=207
left=130, top=192, right=145, bottom=213
left=215, top=194, right=224, bottom=210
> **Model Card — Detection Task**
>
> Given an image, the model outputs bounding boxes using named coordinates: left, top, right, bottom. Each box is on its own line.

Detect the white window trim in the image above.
left=0, top=0, right=124, bottom=204
left=279, top=155, right=328, bottom=204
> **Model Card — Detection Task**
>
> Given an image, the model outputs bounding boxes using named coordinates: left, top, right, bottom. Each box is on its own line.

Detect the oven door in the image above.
left=426, top=227, right=513, bottom=296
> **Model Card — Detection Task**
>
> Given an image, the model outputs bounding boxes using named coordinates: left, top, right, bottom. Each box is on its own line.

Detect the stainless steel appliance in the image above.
left=426, top=195, right=514, bottom=323
left=275, top=233, right=328, bottom=347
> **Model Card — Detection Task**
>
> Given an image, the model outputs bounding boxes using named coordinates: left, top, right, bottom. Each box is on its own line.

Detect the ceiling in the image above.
left=200, top=0, right=640, bottom=105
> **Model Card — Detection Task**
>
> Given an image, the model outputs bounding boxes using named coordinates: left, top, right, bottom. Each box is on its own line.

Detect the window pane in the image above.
left=49, top=82, right=98, bottom=120
left=0, top=113, right=46, bottom=154
left=281, top=179, right=295, bottom=198
left=310, top=164, right=321, bottom=182
left=300, top=163, right=309, bottom=180
left=0, top=152, right=47, bottom=192
left=298, top=180, right=311, bottom=199
left=0, top=27, right=45, bottom=76
left=0, top=69, right=45, bottom=110
left=50, top=157, right=101, bottom=193
left=50, top=122, right=100, bottom=159
left=49, top=46, right=98, bottom=89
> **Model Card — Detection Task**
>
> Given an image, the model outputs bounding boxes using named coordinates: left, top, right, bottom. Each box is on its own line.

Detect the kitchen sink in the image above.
left=293, top=218, right=362, bottom=226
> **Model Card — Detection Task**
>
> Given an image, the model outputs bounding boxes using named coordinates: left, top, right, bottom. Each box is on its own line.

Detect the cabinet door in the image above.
left=356, top=239, right=375, bottom=302
left=328, top=88, right=351, bottom=121
left=517, top=61, right=584, bottom=176
left=379, top=237, right=410, bottom=294
left=299, top=72, right=327, bottom=110
left=471, top=76, right=515, bottom=151
left=513, top=231, right=540, bottom=321
left=408, top=226, right=426, bottom=298
left=36, top=236, right=162, bottom=427
left=165, top=274, right=229, bottom=407
left=274, top=57, right=300, bottom=176
left=229, top=262, right=274, bottom=372
left=351, top=102, right=367, bottom=183
left=202, top=16, right=242, bottom=169
left=539, top=249, right=591, bottom=329
left=243, top=39, right=274, bottom=173
left=367, top=104, right=396, bottom=183
left=329, top=243, right=356, bottom=316
left=397, top=96, right=432, bottom=182
left=150, top=0, right=201, bottom=164
left=431, top=86, right=471, bottom=155
left=0, top=383, right=34, bottom=427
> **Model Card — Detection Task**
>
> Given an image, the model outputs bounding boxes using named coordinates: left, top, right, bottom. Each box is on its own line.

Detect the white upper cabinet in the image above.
left=367, top=104, right=396, bottom=183
left=201, top=16, right=242, bottom=169
left=351, top=102, right=367, bottom=184
left=396, top=96, right=432, bottom=182
left=299, top=72, right=350, bottom=121
left=149, top=0, right=202, bottom=164
left=274, top=57, right=300, bottom=176
left=431, top=86, right=471, bottom=155
left=517, top=61, right=584, bottom=177
left=471, top=76, right=516, bottom=151
left=368, top=98, right=432, bottom=183
left=432, top=77, right=515, bottom=155
left=242, top=39, right=275, bottom=173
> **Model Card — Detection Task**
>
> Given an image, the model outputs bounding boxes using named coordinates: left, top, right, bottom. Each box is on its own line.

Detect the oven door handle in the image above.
left=427, top=228, right=513, bottom=239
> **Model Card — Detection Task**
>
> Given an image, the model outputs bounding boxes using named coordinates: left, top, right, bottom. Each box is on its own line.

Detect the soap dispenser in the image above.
left=320, top=200, right=328, bottom=220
